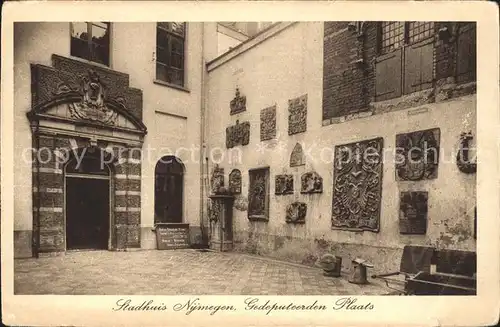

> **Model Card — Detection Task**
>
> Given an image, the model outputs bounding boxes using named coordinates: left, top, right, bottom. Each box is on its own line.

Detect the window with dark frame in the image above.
left=70, top=22, right=110, bottom=66
left=156, top=22, right=186, bottom=87
left=375, top=21, right=436, bottom=102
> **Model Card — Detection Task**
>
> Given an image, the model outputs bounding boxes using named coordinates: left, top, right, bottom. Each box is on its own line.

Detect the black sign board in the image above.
left=155, top=223, right=190, bottom=250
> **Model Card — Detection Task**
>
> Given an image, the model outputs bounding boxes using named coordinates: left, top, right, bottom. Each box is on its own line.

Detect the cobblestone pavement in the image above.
left=15, top=249, right=390, bottom=295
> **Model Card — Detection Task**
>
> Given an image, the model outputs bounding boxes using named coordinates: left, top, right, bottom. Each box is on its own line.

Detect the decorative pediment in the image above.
left=27, top=64, right=147, bottom=135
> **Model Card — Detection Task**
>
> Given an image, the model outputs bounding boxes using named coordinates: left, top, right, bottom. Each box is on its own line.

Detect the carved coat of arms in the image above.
left=331, top=138, right=383, bottom=232
left=68, top=70, right=118, bottom=125
left=395, top=128, right=440, bottom=181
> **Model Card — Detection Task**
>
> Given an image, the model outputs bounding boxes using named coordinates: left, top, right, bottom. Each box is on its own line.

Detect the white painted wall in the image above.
left=206, top=22, right=476, bottom=258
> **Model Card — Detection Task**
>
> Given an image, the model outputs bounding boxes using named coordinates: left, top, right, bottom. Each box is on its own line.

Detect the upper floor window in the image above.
left=375, top=21, right=435, bottom=101
left=156, top=22, right=186, bottom=87
left=70, top=22, right=110, bottom=66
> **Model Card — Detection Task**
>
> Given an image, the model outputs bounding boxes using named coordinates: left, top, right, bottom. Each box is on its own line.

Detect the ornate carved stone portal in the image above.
left=395, top=128, right=440, bottom=181
left=230, top=88, right=246, bottom=115
left=260, top=105, right=277, bottom=141
left=226, top=120, right=250, bottom=149
left=210, top=165, right=225, bottom=194
left=399, top=191, right=428, bottom=235
left=290, top=143, right=305, bottom=167
left=286, top=202, right=307, bottom=224
left=248, top=168, right=270, bottom=221
left=331, top=137, right=383, bottom=232
left=301, top=171, right=323, bottom=194
left=228, top=169, right=242, bottom=194
left=275, top=174, right=294, bottom=195
left=288, top=94, right=307, bottom=135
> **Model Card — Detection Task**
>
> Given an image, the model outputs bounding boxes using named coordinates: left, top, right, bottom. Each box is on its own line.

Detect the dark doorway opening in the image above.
left=66, top=177, right=110, bottom=250
left=155, top=156, right=184, bottom=224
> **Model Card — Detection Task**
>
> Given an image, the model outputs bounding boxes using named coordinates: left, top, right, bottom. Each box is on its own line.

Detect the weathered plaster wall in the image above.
left=206, top=22, right=476, bottom=273
left=13, top=22, right=206, bottom=256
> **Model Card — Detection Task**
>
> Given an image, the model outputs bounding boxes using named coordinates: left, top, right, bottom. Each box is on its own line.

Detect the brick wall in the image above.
left=322, top=22, right=477, bottom=121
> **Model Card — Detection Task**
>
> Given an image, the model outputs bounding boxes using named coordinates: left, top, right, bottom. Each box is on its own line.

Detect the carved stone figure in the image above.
left=228, top=169, right=242, bottom=194
left=210, top=165, right=225, bottom=194
left=209, top=200, right=221, bottom=222
left=288, top=94, right=307, bottom=135
left=260, top=105, right=277, bottom=141
left=230, top=88, right=247, bottom=115
left=68, top=70, right=118, bottom=125
left=332, top=137, right=383, bottom=232
left=290, top=143, right=305, bottom=167
left=395, top=128, right=440, bottom=181
left=301, top=172, right=323, bottom=194
left=399, top=192, right=428, bottom=235
left=248, top=168, right=269, bottom=221
left=275, top=175, right=294, bottom=195
left=286, top=202, right=307, bottom=224
left=226, top=120, right=251, bottom=149
left=456, top=131, right=477, bottom=174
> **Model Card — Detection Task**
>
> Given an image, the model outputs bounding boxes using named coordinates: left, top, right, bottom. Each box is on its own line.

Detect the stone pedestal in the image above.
left=209, top=194, right=234, bottom=252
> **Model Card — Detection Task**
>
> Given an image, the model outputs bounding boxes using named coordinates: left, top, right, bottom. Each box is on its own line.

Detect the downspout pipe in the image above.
left=199, top=22, right=208, bottom=248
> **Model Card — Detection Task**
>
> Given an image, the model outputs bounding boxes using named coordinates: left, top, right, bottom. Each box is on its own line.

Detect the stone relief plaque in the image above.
left=399, top=191, right=428, bottom=235
left=286, top=202, right=307, bottom=224
left=248, top=168, right=270, bottom=221
left=260, top=105, right=277, bottom=141
left=288, top=94, right=307, bottom=135
left=228, top=169, right=242, bottom=194
left=301, top=171, right=323, bottom=194
left=210, top=165, right=224, bottom=194
left=395, top=128, right=440, bottom=181
left=230, top=88, right=246, bottom=115
left=290, top=143, right=305, bottom=167
left=332, top=137, right=383, bottom=232
left=275, top=174, right=294, bottom=195
left=226, top=120, right=250, bottom=149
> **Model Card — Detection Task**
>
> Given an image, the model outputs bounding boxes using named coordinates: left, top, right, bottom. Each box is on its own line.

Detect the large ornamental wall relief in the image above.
left=248, top=168, right=270, bottom=221
left=331, top=137, right=384, bottom=232
left=395, top=128, right=440, bottom=181
left=226, top=120, right=251, bottom=149
left=68, top=70, right=119, bottom=125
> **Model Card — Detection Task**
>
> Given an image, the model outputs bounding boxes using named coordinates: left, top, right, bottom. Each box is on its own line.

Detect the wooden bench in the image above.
left=372, top=246, right=477, bottom=295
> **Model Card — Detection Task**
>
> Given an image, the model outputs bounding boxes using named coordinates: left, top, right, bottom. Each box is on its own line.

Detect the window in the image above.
left=70, top=22, right=110, bottom=66
left=375, top=21, right=435, bottom=101
left=156, top=22, right=186, bottom=87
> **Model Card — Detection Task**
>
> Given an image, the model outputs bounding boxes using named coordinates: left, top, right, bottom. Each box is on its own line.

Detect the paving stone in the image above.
left=14, top=249, right=389, bottom=295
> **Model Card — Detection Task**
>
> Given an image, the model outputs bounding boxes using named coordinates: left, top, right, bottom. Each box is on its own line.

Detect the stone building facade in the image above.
left=206, top=22, right=477, bottom=273
left=14, top=22, right=477, bottom=272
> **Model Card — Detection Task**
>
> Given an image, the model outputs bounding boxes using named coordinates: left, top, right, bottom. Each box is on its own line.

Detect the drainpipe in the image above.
left=199, top=22, right=207, bottom=248
left=32, top=125, right=41, bottom=258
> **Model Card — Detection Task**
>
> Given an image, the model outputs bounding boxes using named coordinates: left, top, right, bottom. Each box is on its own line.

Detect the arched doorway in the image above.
left=64, top=148, right=112, bottom=250
left=155, top=156, right=184, bottom=224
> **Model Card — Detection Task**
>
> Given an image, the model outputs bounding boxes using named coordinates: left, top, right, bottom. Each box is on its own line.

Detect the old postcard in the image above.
left=1, top=1, right=499, bottom=326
